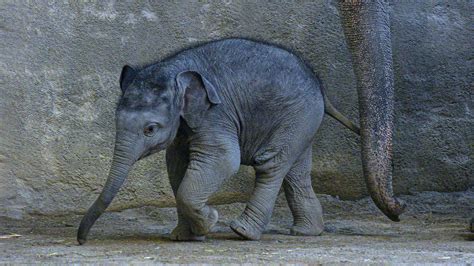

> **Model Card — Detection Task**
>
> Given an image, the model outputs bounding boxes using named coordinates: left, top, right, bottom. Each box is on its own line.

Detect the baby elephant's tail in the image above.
left=318, top=79, right=361, bottom=135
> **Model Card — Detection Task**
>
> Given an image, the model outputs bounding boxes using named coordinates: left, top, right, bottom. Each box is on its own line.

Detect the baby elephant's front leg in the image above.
left=176, top=148, right=240, bottom=237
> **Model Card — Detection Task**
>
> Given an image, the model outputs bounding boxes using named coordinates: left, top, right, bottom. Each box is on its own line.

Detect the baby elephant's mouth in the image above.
left=138, top=150, right=153, bottom=160
left=138, top=142, right=168, bottom=160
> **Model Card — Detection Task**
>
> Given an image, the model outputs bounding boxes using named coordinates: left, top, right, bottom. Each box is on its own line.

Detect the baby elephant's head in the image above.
left=114, top=65, right=180, bottom=161
left=115, top=65, right=221, bottom=161
left=77, top=64, right=221, bottom=245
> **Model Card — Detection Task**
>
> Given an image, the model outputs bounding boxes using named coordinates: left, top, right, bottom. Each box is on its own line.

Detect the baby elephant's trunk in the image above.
left=77, top=135, right=135, bottom=245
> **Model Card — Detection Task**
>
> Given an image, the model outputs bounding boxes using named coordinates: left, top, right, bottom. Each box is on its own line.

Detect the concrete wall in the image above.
left=1, top=1, right=472, bottom=219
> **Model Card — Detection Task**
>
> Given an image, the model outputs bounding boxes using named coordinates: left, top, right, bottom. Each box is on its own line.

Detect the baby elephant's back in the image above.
left=197, top=39, right=323, bottom=113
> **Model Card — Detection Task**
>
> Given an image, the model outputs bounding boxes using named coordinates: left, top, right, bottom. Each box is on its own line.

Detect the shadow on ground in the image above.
left=1, top=190, right=473, bottom=264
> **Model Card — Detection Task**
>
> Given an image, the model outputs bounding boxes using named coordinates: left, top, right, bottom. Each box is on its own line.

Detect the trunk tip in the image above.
left=77, top=219, right=90, bottom=245
left=384, top=198, right=407, bottom=222
left=77, top=237, right=87, bottom=245
left=387, top=214, right=400, bottom=222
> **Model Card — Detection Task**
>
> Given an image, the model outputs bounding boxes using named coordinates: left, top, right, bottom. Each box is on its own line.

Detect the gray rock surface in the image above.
left=0, top=1, right=472, bottom=218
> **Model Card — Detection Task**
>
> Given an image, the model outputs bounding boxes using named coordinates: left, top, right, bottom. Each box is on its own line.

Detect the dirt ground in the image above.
left=1, top=190, right=473, bottom=264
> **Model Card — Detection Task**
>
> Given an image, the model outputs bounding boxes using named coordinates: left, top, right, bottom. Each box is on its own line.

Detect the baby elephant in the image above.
left=77, top=38, right=360, bottom=244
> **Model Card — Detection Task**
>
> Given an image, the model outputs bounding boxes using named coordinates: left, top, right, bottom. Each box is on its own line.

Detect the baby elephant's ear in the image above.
left=119, top=65, right=137, bottom=93
left=176, top=71, right=221, bottom=105
left=176, top=71, right=221, bottom=128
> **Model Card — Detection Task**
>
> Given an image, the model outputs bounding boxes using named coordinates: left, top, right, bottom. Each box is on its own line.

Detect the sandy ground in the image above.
left=1, top=190, right=473, bottom=264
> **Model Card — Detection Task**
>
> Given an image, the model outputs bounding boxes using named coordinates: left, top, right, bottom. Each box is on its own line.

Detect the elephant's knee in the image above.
left=221, top=150, right=241, bottom=176
left=176, top=189, right=203, bottom=217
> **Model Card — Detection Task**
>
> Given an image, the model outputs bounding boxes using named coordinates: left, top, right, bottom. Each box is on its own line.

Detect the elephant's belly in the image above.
left=236, top=95, right=324, bottom=166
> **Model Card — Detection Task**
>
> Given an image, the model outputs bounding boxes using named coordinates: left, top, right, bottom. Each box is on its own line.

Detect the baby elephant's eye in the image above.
left=143, top=123, right=159, bottom=137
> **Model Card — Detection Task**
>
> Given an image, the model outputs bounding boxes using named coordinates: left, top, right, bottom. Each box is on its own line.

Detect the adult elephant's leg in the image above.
left=283, top=146, right=324, bottom=236
left=166, top=137, right=205, bottom=241
left=230, top=149, right=292, bottom=240
left=176, top=135, right=241, bottom=237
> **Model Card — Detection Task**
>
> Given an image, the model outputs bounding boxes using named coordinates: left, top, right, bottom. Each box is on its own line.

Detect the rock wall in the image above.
left=1, top=1, right=472, bottom=218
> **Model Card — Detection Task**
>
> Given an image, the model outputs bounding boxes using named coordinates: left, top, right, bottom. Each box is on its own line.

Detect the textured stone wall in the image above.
left=1, top=1, right=472, bottom=219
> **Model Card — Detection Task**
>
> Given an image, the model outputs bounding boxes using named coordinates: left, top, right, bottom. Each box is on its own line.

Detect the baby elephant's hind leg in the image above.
left=230, top=149, right=292, bottom=240
left=283, top=147, right=324, bottom=236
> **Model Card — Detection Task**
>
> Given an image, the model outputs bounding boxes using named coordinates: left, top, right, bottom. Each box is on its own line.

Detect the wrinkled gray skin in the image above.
left=338, top=0, right=406, bottom=221
left=78, top=1, right=413, bottom=244
left=77, top=38, right=362, bottom=244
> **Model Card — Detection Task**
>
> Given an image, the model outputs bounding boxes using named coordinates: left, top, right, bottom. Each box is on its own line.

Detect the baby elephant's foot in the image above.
left=290, top=219, right=324, bottom=236
left=230, top=217, right=263, bottom=240
left=189, top=206, right=219, bottom=236
left=170, top=224, right=205, bottom=241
